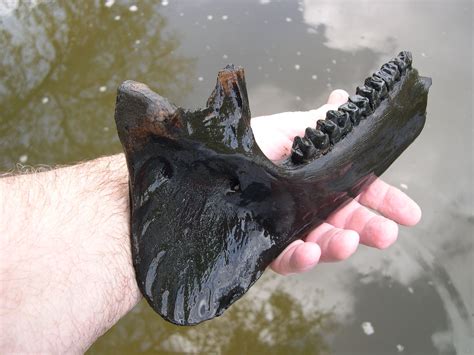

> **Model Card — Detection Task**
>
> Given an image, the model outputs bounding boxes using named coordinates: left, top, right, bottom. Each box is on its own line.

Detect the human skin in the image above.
left=0, top=90, right=421, bottom=353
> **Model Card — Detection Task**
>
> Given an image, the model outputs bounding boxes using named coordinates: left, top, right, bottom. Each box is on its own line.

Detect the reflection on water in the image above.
left=1, top=0, right=472, bottom=354
left=90, top=274, right=335, bottom=354
left=0, top=0, right=195, bottom=167
left=334, top=270, right=455, bottom=354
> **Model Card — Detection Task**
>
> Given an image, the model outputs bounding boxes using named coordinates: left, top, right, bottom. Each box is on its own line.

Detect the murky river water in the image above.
left=1, top=0, right=472, bottom=354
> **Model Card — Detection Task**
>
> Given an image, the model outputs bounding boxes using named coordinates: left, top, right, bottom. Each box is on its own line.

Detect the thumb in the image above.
left=326, top=89, right=349, bottom=105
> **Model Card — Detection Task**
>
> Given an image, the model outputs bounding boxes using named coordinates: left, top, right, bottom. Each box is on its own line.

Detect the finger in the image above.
left=326, top=89, right=349, bottom=105
left=305, top=223, right=359, bottom=262
left=266, top=104, right=340, bottom=139
left=283, top=89, right=349, bottom=135
left=250, top=106, right=336, bottom=161
left=250, top=89, right=350, bottom=161
left=275, top=88, right=349, bottom=139
left=327, top=199, right=399, bottom=249
left=253, top=88, right=350, bottom=142
left=270, top=240, right=321, bottom=275
left=357, top=178, right=422, bottom=226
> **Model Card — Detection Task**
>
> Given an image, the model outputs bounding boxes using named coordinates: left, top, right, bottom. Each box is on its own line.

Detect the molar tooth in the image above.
left=305, top=128, right=329, bottom=153
left=356, top=85, right=379, bottom=110
left=291, top=136, right=316, bottom=164
left=381, top=63, right=401, bottom=81
left=373, top=69, right=395, bottom=91
left=348, top=94, right=371, bottom=117
left=291, top=136, right=305, bottom=164
left=304, top=127, right=319, bottom=143
left=301, top=137, right=316, bottom=158
left=325, top=109, right=341, bottom=123
left=365, top=75, right=388, bottom=100
left=309, top=129, right=330, bottom=152
left=339, top=102, right=361, bottom=126
left=326, top=110, right=352, bottom=136
left=390, top=57, right=408, bottom=75
left=316, top=119, right=341, bottom=144
left=336, top=110, right=352, bottom=136
left=398, top=51, right=412, bottom=69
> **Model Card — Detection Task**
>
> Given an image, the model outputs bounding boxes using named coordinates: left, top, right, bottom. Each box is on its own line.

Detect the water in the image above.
left=1, top=1, right=472, bottom=354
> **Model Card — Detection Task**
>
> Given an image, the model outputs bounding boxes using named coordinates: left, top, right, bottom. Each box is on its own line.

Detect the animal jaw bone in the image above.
left=114, top=51, right=431, bottom=325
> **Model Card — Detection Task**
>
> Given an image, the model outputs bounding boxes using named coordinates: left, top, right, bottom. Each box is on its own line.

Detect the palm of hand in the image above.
left=250, top=90, right=421, bottom=275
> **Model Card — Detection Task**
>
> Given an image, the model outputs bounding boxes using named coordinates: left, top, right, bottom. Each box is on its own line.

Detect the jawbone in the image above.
left=114, top=51, right=432, bottom=325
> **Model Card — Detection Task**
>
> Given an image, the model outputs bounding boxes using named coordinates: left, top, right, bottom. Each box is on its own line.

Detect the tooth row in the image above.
left=291, top=51, right=412, bottom=164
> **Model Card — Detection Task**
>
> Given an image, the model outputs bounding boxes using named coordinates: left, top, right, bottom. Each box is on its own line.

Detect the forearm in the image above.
left=0, top=154, right=140, bottom=353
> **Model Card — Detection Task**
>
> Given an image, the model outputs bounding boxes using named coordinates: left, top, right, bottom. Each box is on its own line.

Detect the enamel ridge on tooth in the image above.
left=364, top=75, right=388, bottom=100
left=374, top=69, right=395, bottom=90
left=303, top=128, right=322, bottom=156
left=305, top=127, right=330, bottom=152
left=326, top=110, right=352, bottom=136
left=339, top=102, right=360, bottom=126
left=325, top=109, right=342, bottom=122
left=301, top=136, right=316, bottom=158
left=291, top=136, right=316, bottom=163
left=348, top=94, right=371, bottom=117
left=317, top=119, right=341, bottom=144
left=398, top=51, right=413, bottom=68
left=381, top=62, right=401, bottom=81
left=390, top=57, right=408, bottom=74
left=290, top=136, right=305, bottom=163
left=356, top=85, right=379, bottom=110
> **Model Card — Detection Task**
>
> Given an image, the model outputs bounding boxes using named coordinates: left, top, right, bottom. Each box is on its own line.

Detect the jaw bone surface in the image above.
left=114, top=52, right=431, bottom=326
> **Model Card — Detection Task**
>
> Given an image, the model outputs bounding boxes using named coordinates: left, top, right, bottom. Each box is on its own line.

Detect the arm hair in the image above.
left=0, top=154, right=141, bottom=353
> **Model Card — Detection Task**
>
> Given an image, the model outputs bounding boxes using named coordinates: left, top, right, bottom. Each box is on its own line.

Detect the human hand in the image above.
left=250, top=90, right=422, bottom=275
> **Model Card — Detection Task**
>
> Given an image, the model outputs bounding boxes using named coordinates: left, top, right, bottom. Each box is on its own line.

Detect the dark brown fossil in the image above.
left=115, top=51, right=431, bottom=326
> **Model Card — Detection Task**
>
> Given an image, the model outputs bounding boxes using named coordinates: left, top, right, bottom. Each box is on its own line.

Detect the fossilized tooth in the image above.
left=291, top=135, right=318, bottom=163
left=304, top=127, right=330, bottom=153
left=316, top=119, right=342, bottom=144
left=326, top=109, right=353, bottom=136
left=339, top=101, right=361, bottom=126
left=364, top=75, right=388, bottom=101
left=381, top=62, right=401, bottom=81
left=349, top=94, right=371, bottom=117
left=115, top=52, right=431, bottom=326
left=356, top=85, right=379, bottom=110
